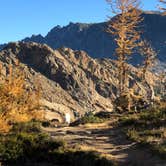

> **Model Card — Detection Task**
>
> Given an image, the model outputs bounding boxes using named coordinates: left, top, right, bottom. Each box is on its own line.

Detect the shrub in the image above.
left=0, top=62, right=43, bottom=133
left=71, top=112, right=104, bottom=126
left=95, top=111, right=112, bottom=119
left=127, top=129, right=140, bottom=141
left=0, top=132, right=64, bottom=163
left=11, top=121, right=41, bottom=133
left=119, top=116, right=138, bottom=126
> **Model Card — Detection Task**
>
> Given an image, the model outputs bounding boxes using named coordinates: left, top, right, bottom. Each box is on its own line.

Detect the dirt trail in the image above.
left=43, top=120, right=166, bottom=166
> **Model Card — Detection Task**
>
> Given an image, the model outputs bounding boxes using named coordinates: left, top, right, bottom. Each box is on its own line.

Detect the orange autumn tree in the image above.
left=139, top=40, right=156, bottom=101
left=159, top=0, right=166, bottom=14
left=107, top=0, right=142, bottom=96
left=106, top=0, right=143, bottom=111
left=0, top=61, right=42, bottom=133
left=158, top=71, right=166, bottom=99
left=158, top=0, right=166, bottom=100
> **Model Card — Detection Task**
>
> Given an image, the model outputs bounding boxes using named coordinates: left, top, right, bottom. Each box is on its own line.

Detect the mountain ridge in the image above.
left=1, top=11, right=166, bottom=66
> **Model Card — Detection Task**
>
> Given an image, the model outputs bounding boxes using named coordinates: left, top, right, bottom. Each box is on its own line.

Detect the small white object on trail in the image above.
left=65, top=113, right=71, bottom=124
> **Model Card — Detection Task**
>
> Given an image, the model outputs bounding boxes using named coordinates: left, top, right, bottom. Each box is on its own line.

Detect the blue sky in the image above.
left=0, top=0, right=158, bottom=43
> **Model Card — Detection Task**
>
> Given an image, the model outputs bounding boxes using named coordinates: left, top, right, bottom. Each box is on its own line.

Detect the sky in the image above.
left=0, top=0, right=158, bottom=43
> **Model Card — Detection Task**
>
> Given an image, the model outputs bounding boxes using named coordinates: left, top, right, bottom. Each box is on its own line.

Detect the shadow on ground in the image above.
left=48, top=121, right=166, bottom=166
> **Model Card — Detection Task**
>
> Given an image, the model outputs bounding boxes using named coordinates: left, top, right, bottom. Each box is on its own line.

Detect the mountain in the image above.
left=20, top=12, right=166, bottom=64
left=0, top=44, right=6, bottom=50
left=0, top=42, right=157, bottom=121
left=1, top=12, right=166, bottom=66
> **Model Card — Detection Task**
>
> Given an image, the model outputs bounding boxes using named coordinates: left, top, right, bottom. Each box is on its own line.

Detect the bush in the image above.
left=119, top=116, right=138, bottom=126
left=127, top=129, right=140, bottom=141
left=71, top=112, right=104, bottom=126
left=152, top=143, right=166, bottom=158
left=0, top=132, right=64, bottom=163
left=11, top=121, right=41, bottom=133
left=95, top=111, right=112, bottom=119
left=0, top=121, right=65, bottom=164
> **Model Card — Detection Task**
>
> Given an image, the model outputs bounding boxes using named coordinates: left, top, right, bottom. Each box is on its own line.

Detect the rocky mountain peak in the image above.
left=1, top=12, right=166, bottom=69
left=34, top=12, right=166, bottom=65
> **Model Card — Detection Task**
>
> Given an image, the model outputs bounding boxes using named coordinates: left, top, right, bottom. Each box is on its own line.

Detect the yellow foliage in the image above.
left=159, top=0, right=166, bottom=14
left=0, top=61, right=43, bottom=133
left=0, top=116, right=11, bottom=133
left=106, top=0, right=143, bottom=95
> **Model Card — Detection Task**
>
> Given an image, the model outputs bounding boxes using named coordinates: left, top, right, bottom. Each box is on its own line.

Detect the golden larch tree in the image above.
left=106, top=0, right=143, bottom=96
left=106, top=0, right=143, bottom=111
left=158, top=0, right=166, bottom=99
left=139, top=40, right=156, bottom=101
left=0, top=61, right=43, bottom=133
left=158, top=71, right=166, bottom=99
left=159, top=0, right=166, bottom=14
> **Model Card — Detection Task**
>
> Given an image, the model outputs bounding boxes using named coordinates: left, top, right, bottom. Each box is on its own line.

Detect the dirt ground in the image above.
left=43, top=119, right=166, bottom=166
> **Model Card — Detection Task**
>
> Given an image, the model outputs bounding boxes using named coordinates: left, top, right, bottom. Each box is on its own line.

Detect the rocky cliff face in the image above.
left=21, top=12, right=166, bottom=64
left=0, top=42, right=158, bottom=122
left=1, top=12, right=166, bottom=66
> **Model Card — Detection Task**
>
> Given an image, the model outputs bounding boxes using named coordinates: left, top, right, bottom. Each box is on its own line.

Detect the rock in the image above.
left=0, top=42, right=159, bottom=119
left=8, top=11, right=165, bottom=66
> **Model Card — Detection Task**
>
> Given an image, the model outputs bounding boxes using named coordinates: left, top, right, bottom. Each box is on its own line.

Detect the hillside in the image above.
left=0, top=42, right=158, bottom=122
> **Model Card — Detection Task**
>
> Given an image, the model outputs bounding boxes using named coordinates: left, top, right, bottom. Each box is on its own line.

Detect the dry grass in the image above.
left=83, top=121, right=110, bottom=128
left=77, top=144, right=98, bottom=152
left=76, top=144, right=115, bottom=162
left=120, top=105, right=166, bottom=158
